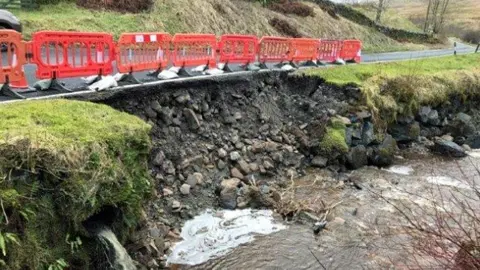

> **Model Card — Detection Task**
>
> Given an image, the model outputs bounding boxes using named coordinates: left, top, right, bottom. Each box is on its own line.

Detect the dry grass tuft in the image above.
left=269, top=17, right=302, bottom=37
left=269, top=0, right=315, bottom=17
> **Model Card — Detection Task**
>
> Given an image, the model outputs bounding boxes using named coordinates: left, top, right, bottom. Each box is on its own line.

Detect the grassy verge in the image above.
left=301, top=53, right=480, bottom=124
left=0, top=100, right=152, bottom=269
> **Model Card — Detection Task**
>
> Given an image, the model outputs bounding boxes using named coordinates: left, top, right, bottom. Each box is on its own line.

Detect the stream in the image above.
left=168, top=150, right=480, bottom=269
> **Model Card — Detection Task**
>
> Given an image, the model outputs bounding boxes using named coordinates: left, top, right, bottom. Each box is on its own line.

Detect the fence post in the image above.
left=454, top=42, right=457, bottom=56
left=476, top=44, right=480, bottom=53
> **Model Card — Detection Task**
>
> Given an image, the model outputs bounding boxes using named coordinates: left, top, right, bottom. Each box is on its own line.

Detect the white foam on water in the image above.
left=425, top=176, right=471, bottom=189
left=383, top=165, right=414, bottom=176
left=166, top=209, right=287, bottom=266
left=467, top=150, right=480, bottom=158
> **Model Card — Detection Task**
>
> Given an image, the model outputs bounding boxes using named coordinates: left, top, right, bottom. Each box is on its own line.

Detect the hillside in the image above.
left=356, top=0, right=480, bottom=43
left=14, top=0, right=443, bottom=53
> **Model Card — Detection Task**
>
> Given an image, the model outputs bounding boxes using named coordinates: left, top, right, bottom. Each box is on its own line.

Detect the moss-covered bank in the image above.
left=0, top=100, right=152, bottom=269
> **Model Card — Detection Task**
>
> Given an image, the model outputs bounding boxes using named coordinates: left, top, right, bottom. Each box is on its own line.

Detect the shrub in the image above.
left=269, top=17, right=302, bottom=37
left=269, top=0, right=315, bottom=17
left=463, top=29, right=480, bottom=44
left=76, top=0, right=153, bottom=13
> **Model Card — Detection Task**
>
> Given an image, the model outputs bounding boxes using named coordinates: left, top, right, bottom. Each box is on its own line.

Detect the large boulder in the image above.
left=346, top=145, right=368, bottom=170
left=466, top=134, right=480, bottom=149
left=432, top=139, right=467, bottom=158
left=450, top=113, right=476, bottom=138
left=389, top=121, right=420, bottom=143
left=370, top=135, right=397, bottom=167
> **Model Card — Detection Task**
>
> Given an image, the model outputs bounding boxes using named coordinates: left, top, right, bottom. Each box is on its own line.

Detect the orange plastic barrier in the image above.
left=318, top=40, right=343, bottom=63
left=171, top=34, right=217, bottom=68
left=116, top=33, right=172, bottom=73
left=31, top=31, right=115, bottom=79
left=258, top=36, right=291, bottom=65
left=218, top=34, right=258, bottom=65
left=289, top=38, right=320, bottom=64
left=0, top=30, right=27, bottom=85
left=340, top=39, right=362, bottom=63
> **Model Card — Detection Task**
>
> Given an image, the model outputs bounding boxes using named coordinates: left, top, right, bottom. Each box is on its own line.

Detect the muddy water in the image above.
left=178, top=151, right=480, bottom=270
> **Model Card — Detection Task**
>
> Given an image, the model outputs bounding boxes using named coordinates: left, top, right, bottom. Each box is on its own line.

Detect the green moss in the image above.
left=0, top=100, right=152, bottom=269
left=319, top=119, right=349, bottom=155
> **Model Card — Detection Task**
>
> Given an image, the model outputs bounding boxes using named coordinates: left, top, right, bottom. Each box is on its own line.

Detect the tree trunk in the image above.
left=375, top=0, right=385, bottom=24
left=424, top=0, right=432, bottom=33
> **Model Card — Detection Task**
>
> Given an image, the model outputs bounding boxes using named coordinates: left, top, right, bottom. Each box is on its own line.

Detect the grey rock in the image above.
left=237, top=160, right=251, bottom=174
left=183, top=109, right=201, bottom=130
left=220, top=188, right=237, bottom=210
left=263, top=159, right=275, bottom=170
left=345, top=127, right=353, bottom=146
left=176, top=94, right=191, bottom=104
left=361, top=122, right=375, bottom=146
left=217, top=160, right=226, bottom=170
left=151, top=100, right=162, bottom=113
left=271, top=151, right=284, bottom=163
left=249, top=162, right=259, bottom=172
left=397, top=115, right=414, bottom=125
left=418, top=106, right=431, bottom=124
left=180, top=184, right=191, bottom=195
left=371, top=135, right=397, bottom=167
left=433, top=139, right=467, bottom=158
left=186, top=172, right=203, bottom=187
left=462, top=144, right=472, bottom=152
left=152, top=151, right=165, bottom=166
left=233, top=112, right=243, bottom=120
left=356, top=111, right=372, bottom=121
left=218, top=148, right=227, bottom=158
left=159, top=107, right=173, bottom=125
left=337, top=116, right=351, bottom=126
left=466, top=134, right=480, bottom=149
left=327, top=109, right=337, bottom=116
left=389, top=121, right=420, bottom=143
left=221, top=178, right=241, bottom=190
left=172, top=200, right=181, bottom=209
left=427, top=110, right=440, bottom=126
left=231, top=167, right=244, bottom=179
left=311, top=156, right=328, bottom=168
left=230, top=151, right=241, bottom=161
left=450, top=113, right=476, bottom=137
left=346, top=145, right=368, bottom=170
left=145, top=107, right=157, bottom=119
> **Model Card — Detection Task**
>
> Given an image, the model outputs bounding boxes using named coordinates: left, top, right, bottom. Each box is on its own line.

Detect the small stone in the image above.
left=263, top=159, right=275, bottom=170
left=418, top=106, right=432, bottom=124
left=237, top=160, right=251, bottom=174
left=462, top=144, right=472, bottom=152
left=183, top=109, right=201, bottom=130
left=361, top=122, right=375, bottom=146
left=218, top=148, right=227, bottom=158
left=230, top=151, right=241, bottom=161
left=356, top=111, right=372, bottom=121
left=231, top=167, right=244, bottom=179
left=186, top=173, right=203, bottom=187
left=153, top=151, right=166, bottom=166
left=151, top=100, right=162, bottom=113
left=327, top=109, right=337, bottom=116
left=346, top=145, right=368, bottom=170
left=221, top=178, right=241, bottom=190
left=162, top=188, right=174, bottom=196
left=220, top=188, right=237, bottom=210
left=180, top=184, right=191, bottom=195
left=271, top=152, right=283, bottom=163
left=172, top=200, right=181, bottom=209
left=217, top=160, right=226, bottom=170
left=233, top=112, right=242, bottom=120
left=311, top=156, right=328, bottom=168
left=145, top=107, right=157, bottom=119
left=176, top=93, right=191, bottom=104
left=441, top=134, right=454, bottom=141
left=249, top=162, right=259, bottom=172
left=338, top=116, right=351, bottom=126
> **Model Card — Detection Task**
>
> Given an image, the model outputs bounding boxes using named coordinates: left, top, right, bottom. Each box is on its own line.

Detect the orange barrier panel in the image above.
left=258, top=36, right=291, bottom=66
left=31, top=31, right=115, bottom=79
left=318, top=40, right=343, bottom=63
left=289, top=38, right=320, bottom=64
left=0, top=30, right=29, bottom=98
left=116, top=33, right=172, bottom=74
left=218, top=34, right=258, bottom=65
left=171, top=34, right=217, bottom=69
left=340, top=39, right=362, bottom=63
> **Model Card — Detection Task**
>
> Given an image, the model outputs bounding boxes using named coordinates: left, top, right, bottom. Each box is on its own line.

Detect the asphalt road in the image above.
left=0, top=43, right=475, bottom=103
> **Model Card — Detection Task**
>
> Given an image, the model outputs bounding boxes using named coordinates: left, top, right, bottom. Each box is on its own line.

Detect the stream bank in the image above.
left=87, top=69, right=480, bottom=268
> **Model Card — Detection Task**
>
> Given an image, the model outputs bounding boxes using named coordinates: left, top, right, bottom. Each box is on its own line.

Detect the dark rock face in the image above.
left=432, top=139, right=467, bottom=158
left=466, top=134, right=480, bottom=149
left=450, top=113, right=476, bottom=138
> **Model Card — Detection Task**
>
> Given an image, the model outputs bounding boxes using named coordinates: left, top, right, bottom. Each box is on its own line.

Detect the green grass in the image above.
left=0, top=99, right=153, bottom=269
left=302, top=54, right=480, bottom=85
